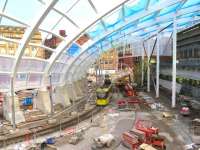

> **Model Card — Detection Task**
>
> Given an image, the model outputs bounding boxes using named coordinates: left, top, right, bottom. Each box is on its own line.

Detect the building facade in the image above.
left=0, top=25, right=45, bottom=58
left=160, top=23, right=200, bottom=97
left=99, top=48, right=118, bottom=70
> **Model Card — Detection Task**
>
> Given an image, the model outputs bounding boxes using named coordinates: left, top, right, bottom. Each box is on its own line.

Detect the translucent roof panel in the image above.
left=3, top=0, right=43, bottom=24
left=90, top=0, right=125, bottom=14
left=158, top=3, right=181, bottom=17
left=0, top=0, right=199, bottom=90
left=67, top=0, right=96, bottom=27
left=182, top=0, right=200, bottom=9
left=103, top=8, right=122, bottom=29
left=125, top=0, right=148, bottom=17
left=66, top=43, right=81, bottom=56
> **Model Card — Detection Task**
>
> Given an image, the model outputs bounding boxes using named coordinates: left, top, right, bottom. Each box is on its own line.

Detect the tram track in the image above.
left=0, top=98, right=102, bottom=148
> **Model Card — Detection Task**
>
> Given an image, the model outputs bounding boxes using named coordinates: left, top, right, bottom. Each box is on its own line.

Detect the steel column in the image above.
left=156, top=33, right=160, bottom=98
left=141, top=44, right=144, bottom=86
left=147, top=40, right=150, bottom=92
left=172, top=15, right=177, bottom=108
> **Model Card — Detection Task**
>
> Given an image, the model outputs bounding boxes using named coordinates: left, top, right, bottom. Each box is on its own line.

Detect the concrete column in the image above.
left=49, top=75, right=54, bottom=115
left=141, top=44, right=144, bottom=86
left=156, top=33, right=160, bottom=98
left=172, top=16, right=177, bottom=108
left=10, top=76, right=16, bottom=129
left=147, top=40, right=150, bottom=92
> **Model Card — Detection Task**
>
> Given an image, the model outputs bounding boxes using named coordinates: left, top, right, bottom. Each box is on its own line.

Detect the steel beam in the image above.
left=10, top=0, right=58, bottom=129
left=88, top=0, right=98, bottom=14
left=0, top=0, right=8, bottom=23
left=61, top=3, right=200, bottom=83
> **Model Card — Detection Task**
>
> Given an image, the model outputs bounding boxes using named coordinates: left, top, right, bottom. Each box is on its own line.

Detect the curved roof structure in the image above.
left=0, top=0, right=200, bottom=91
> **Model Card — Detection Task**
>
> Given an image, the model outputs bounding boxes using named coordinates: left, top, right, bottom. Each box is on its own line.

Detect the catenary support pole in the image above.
left=172, top=15, right=177, bottom=108
left=49, top=74, right=54, bottom=115
left=141, top=44, right=144, bottom=86
left=147, top=40, right=150, bottom=92
left=156, top=33, right=160, bottom=98
left=10, top=76, right=15, bottom=129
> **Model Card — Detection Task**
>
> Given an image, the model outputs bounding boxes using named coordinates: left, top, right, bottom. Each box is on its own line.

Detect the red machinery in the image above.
left=117, top=97, right=143, bottom=109
left=122, top=130, right=145, bottom=150
left=122, top=119, right=166, bottom=150
left=135, top=120, right=159, bottom=137
left=124, top=83, right=137, bottom=97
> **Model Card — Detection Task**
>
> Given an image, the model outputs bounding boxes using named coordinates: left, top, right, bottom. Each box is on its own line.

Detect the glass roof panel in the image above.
left=182, top=0, right=200, bottom=9
left=90, top=0, right=125, bottom=15
left=0, top=0, right=200, bottom=89
left=66, top=43, right=81, bottom=56
left=87, top=21, right=105, bottom=39
left=0, top=0, right=7, bottom=10
left=40, top=10, right=62, bottom=32
left=51, top=16, right=78, bottom=37
left=125, top=0, right=147, bottom=17
left=4, top=0, right=43, bottom=24
left=67, top=0, right=96, bottom=27
left=103, top=8, right=122, bottom=29
left=139, top=12, right=156, bottom=23
left=158, top=3, right=180, bottom=16
left=54, top=0, right=80, bottom=13
left=149, top=0, right=159, bottom=7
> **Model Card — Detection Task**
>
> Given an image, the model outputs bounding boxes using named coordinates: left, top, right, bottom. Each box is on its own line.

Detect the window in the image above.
left=189, top=48, right=192, bottom=57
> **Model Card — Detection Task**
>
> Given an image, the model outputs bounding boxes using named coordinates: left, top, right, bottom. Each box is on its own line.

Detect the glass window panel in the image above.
left=0, top=57, right=13, bottom=72
left=51, top=73, right=60, bottom=84
left=15, top=73, right=28, bottom=88
left=18, top=59, right=47, bottom=72
left=0, top=74, right=10, bottom=89
left=58, top=53, right=70, bottom=63
left=28, top=74, right=42, bottom=86
left=50, top=63, right=65, bottom=73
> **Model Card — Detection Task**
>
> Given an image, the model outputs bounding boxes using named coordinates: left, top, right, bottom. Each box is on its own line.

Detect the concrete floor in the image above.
left=55, top=92, right=194, bottom=150
left=4, top=91, right=198, bottom=150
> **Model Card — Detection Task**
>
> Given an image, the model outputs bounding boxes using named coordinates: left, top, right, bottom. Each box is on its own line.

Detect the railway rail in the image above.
left=0, top=97, right=101, bottom=148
